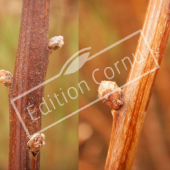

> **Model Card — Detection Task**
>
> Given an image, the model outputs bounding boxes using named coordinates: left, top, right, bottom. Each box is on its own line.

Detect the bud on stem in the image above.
left=0, top=70, right=13, bottom=87
left=98, top=81, right=123, bottom=110
left=27, top=133, right=45, bottom=158
left=48, top=36, right=64, bottom=53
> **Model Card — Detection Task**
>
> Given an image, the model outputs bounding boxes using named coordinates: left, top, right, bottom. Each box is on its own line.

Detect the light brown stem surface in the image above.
left=105, top=0, right=170, bottom=169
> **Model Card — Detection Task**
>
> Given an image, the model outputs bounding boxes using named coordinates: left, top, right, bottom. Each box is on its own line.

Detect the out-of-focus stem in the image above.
left=144, top=97, right=170, bottom=170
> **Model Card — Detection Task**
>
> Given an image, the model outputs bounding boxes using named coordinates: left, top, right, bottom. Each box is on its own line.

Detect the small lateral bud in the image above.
left=48, top=36, right=64, bottom=51
left=98, top=81, right=123, bottom=110
left=27, top=133, right=45, bottom=158
left=0, top=70, right=13, bottom=87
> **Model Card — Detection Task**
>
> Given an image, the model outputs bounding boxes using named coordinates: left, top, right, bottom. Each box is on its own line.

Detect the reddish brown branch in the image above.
left=9, top=0, right=50, bottom=169
left=104, top=0, right=170, bottom=169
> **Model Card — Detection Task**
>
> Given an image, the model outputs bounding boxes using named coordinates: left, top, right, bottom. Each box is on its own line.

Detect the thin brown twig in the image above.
left=8, top=0, right=50, bottom=169
left=7, top=1, right=64, bottom=169
left=104, top=0, right=170, bottom=169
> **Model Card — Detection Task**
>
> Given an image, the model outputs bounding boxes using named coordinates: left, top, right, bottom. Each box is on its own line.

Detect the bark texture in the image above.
left=9, top=0, right=50, bottom=169
left=105, top=0, right=170, bottom=169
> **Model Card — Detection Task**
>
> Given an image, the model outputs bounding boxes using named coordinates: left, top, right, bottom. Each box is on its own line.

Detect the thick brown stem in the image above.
left=105, top=0, right=170, bottom=169
left=9, top=0, right=50, bottom=169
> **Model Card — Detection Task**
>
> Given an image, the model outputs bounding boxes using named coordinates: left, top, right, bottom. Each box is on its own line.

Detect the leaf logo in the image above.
left=37, top=47, right=91, bottom=82
left=64, top=52, right=90, bottom=75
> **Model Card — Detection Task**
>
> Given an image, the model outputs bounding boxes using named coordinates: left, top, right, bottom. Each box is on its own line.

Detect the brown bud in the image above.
left=98, top=81, right=123, bottom=110
left=0, top=70, right=13, bottom=87
left=48, top=36, right=64, bottom=52
left=27, top=133, right=45, bottom=158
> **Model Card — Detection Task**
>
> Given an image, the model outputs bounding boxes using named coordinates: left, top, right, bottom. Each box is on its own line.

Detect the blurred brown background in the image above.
left=79, top=0, right=170, bottom=170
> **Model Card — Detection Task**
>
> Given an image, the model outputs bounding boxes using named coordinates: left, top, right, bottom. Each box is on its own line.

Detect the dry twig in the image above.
left=101, top=0, right=170, bottom=169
